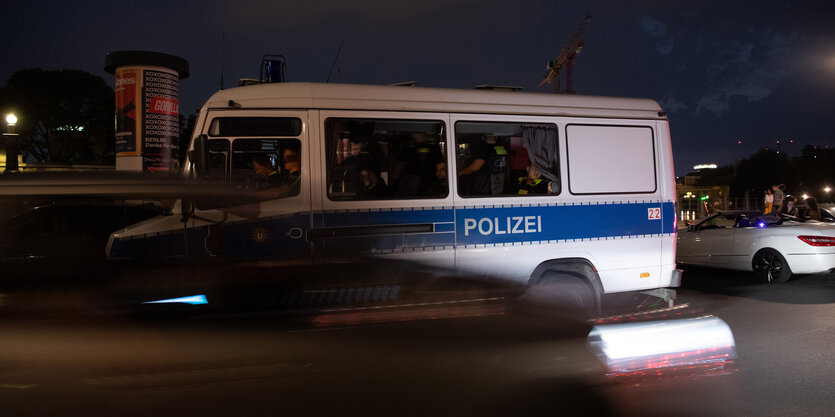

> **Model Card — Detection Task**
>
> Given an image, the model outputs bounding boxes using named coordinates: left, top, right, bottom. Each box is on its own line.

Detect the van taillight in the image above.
left=797, top=236, right=835, bottom=247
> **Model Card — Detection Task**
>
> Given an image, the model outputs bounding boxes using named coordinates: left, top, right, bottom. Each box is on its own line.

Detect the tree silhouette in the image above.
left=0, top=69, right=114, bottom=164
left=697, top=147, right=835, bottom=201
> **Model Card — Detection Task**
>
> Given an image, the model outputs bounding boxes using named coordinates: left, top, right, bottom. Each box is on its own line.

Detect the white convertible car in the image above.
left=677, top=210, right=835, bottom=283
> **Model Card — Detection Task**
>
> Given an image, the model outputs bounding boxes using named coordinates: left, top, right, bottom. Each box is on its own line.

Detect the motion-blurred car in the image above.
left=677, top=210, right=835, bottom=283
left=0, top=202, right=164, bottom=283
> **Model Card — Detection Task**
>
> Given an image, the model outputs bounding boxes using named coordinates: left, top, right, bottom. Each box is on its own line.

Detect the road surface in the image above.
left=0, top=267, right=832, bottom=416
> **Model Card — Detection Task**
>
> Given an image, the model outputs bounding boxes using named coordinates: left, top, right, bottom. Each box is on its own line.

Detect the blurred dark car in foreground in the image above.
left=0, top=176, right=737, bottom=417
left=0, top=202, right=164, bottom=281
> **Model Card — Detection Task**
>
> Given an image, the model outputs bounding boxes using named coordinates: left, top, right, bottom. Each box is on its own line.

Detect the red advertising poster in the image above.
left=114, top=68, right=140, bottom=156
left=141, top=69, right=180, bottom=172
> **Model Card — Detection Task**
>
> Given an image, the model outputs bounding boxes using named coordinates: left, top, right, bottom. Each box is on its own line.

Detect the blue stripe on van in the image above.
left=454, top=201, right=672, bottom=245
left=109, top=201, right=675, bottom=260
left=662, top=201, right=677, bottom=234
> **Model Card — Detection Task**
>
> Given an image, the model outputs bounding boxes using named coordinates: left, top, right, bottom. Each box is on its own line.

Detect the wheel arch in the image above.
left=749, top=244, right=792, bottom=270
left=528, top=258, right=604, bottom=296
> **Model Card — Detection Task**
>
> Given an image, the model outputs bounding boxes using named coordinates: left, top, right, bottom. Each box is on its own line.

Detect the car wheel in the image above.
left=520, top=273, right=596, bottom=317
left=752, top=248, right=792, bottom=283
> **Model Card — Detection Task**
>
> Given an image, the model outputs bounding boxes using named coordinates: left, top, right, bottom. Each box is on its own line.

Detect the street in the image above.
left=0, top=267, right=832, bottom=417
left=609, top=267, right=835, bottom=417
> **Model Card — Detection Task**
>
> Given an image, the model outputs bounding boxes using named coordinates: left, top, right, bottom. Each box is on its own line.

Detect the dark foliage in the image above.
left=697, top=146, right=835, bottom=199
left=0, top=69, right=115, bottom=164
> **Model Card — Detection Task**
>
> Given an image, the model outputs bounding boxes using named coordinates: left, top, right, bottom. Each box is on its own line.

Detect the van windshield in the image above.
left=203, top=117, right=303, bottom=200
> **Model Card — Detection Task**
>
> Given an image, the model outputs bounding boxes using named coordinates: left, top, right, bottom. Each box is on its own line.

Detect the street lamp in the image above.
left=3, top=113, right=19, bottom=173
left=825, top=187, right=832, bottom=203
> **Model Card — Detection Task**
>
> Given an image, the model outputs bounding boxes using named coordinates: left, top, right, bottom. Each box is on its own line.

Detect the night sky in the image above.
left=2, top=0, right=834, bottom=175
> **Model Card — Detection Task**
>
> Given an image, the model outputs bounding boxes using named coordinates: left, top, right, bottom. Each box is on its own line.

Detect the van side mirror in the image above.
left=189, top=134, right=209, bottom=177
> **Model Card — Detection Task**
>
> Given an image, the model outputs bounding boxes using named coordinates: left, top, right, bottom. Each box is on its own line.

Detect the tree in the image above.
left=697, top=147, right=835, bottom=200
left=0, top=69, right=115, bottom=164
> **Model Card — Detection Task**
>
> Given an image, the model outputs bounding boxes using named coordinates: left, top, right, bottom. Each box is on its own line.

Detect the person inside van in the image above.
left=395, top=132, right=443, bottom=197
left=251, top=154, right=280, bottom=188
left=515, top=161, right=549, bottom=195
left=278, top=143, right=302, bottom=194
left=458, top=134, right=506, bottom=196
left=249, top=145, right=301, bottom=200
left=358, top=162, right=392, bottom=199
left=332, top=136, right=371, bottom=195
left=425, top=161, right=449, bottom=197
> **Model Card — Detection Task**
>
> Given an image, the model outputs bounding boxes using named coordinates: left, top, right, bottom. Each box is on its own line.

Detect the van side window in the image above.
left=229, top=138, right=302, bottom=199
left=455, top=122, right=559, bottom=197
left=326, top=118, right=447, bottom=201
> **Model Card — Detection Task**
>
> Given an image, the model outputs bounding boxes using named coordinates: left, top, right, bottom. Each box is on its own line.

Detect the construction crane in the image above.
left=539, top=12, right=592, bottom=94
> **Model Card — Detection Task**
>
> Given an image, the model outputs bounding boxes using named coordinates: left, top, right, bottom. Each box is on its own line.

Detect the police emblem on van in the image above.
left=252, top=226, right=268, bottom=243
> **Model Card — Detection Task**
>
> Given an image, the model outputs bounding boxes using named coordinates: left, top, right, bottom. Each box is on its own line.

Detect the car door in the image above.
left=312, top=111, right=455, bottom=269
left=187, top=110, right=313, bottom=262
left=686, top=214, right=736, bottom=266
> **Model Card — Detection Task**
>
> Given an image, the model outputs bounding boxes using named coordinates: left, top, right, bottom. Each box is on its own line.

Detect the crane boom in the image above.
left=539, top=12, right=592, bottom=93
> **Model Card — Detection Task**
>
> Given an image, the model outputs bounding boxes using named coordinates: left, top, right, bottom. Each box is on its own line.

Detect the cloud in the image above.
left=657, top=38, right=674, bottom=56
left=660, top=97, right=687, bottom=113
left=641, top=16, right=666, bottom=37
left=696, top=30, right=798, bottom=114
left=641, top=16, right=674, bottom=56
left=695, top=94, right=729, bottom=114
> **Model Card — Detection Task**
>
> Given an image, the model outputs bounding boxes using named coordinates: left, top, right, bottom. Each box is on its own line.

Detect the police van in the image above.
left=107, top=82, right=680, bottom=308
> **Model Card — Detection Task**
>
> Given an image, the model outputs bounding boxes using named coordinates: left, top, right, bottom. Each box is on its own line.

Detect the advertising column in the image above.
left=104, top=51, right=189, bottom=172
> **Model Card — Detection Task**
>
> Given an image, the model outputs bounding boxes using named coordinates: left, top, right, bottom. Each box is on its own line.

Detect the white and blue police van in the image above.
left=107, top=82, right=681, bottom=309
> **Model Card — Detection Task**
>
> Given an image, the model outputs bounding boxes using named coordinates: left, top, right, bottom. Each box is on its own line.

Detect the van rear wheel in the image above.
left=752, top=248, right=792, bottom=283
left=520, top=273, right=596, bottom=317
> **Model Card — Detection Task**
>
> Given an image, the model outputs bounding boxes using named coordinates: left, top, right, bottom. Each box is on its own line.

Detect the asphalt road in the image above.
left=608, top=267, right=835, bottom=417
left=0, top=267, right=832, bottom=417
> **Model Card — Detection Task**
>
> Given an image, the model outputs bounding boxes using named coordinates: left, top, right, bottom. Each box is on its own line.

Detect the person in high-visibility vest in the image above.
left=515, top=161, right=549, bottom=195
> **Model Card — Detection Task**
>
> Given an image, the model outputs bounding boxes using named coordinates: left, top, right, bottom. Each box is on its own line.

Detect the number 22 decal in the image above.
left=648, top=207, right=661, bottom=220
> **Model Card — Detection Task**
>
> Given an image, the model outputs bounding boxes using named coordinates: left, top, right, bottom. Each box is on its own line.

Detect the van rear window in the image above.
left=208, top=117, right=302, bottom=137
left=566, top=124, right=656, bottom=194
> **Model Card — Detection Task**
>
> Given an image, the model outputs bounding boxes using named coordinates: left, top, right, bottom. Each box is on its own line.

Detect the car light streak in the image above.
left=587, top=316, right=736, bottom=378
left=142, top=294, right=208, bottom=305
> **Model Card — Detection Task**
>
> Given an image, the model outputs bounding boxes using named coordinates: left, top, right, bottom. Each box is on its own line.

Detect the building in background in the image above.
left=676, top=164, right=728, bottom=222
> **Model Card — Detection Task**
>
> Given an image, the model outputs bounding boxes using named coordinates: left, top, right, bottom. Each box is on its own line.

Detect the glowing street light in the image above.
left=3, top=113, right=19, bottom=173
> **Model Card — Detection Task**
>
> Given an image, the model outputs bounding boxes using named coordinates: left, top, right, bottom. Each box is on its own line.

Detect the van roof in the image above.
left=203, top=82, right=666, bottom=120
